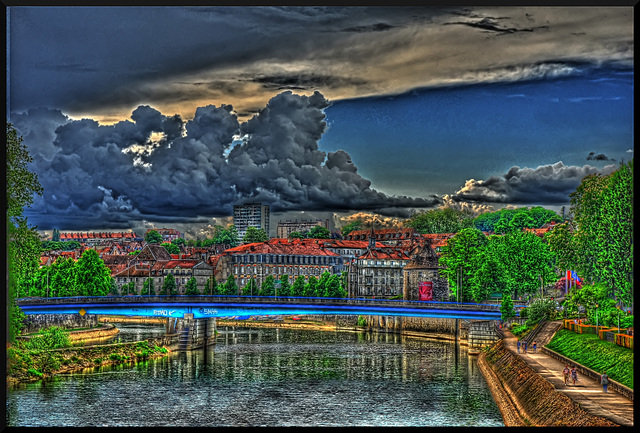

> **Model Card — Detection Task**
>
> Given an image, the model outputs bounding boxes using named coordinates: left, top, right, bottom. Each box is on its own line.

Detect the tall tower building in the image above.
left=233, top=202, right=270, bottom=241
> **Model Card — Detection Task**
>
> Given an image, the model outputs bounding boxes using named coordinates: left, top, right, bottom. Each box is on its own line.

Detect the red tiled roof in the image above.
left=357, top=248, right=411, bottom=261
left=225, top=239, right=340, bottom=257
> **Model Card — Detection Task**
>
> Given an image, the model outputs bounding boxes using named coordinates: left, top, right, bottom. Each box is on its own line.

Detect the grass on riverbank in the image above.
left=545, top=328, right=633, bottom=389
left=7, top=339, right=169, bottom=385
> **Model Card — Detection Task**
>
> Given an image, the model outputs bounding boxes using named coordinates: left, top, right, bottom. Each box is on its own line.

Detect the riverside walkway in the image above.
left=503, top=321, right=633, bottom=427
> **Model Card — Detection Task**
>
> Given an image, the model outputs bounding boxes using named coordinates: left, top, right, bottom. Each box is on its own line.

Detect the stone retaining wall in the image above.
left=480, top=340, right=619, bottom=426
left=22, top=313, right=98, bottom=334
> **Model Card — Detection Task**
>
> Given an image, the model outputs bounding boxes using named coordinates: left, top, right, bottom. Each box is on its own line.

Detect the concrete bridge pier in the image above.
left=468, top=320, right=501, bottom=353
left=175, top=314, right=217, bottom=351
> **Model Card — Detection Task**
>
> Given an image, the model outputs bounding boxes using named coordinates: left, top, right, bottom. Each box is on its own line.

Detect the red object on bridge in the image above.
left=419, top=282, right=433, bottom=301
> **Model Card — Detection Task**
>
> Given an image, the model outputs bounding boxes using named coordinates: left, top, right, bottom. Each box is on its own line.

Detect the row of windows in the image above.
left=235, top=266, right=329, bottom=277
left=232, top=254, right=341, bottom=266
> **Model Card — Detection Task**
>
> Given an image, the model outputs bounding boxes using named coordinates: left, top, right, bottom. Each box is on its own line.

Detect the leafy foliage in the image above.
left=526, top=297, right=558, bottom=325
left=242, top=277, right=258, bottom=296
left=341, top=220, right=363, bottom=237
left=500, top=295, right=516, bottom=322
left=307, top=225, right=331, bottom=239
left=145, top=230, right=163, bottom=244
left=568, top=161, right=633, bottom=308
left=184, top=276, right=199, bottom=295
left=404, top=207, right=474, bottom=234
left=162, top=242, right=180, bottom=255
left=259, top=275, right=276, bottom=296
left=243, top=226, right=269, bottom=243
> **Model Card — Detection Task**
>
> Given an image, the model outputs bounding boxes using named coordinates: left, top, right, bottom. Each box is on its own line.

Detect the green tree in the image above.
left=308, top=225, right=330, bottom=239
left=317, top=271, right=332, bottom=297
left=500, top=294, right=516, bottom=322
left=528, top=206, right=561, bottom=227
left=213, top=225, right=239, bottom=247
left=52, top=228, right=60, bottom=242
left=569, top=161, right=633, bottom=308
left=468, top=239, right=507, bottom=302
left=243, top=226, right=269, bottom=243
left=171, top=237, right=186, bottom=246
left=324, top=274, right=345, bottom=298
left=404, top=207, right=474, bottom=234
left=162, top=242, right=180, bottom=255
left=493, top=209, right=518, bottom=234
left=7, top=123, right=44, bottom=340
left=508, top=209, right=536, bottom=231
left=473, top=211, right=502, bottom=232
left=260, top=275, right=276, bottom=296
left=494, top=231, right=555, bottom=300
left=280, top=274, right=292, bottom=296
left=142, top=277, right=155, bottom=296
left=75, top=249, right=112, bottom=296
left=50, top=257, right=78, bottom=297
left=438, top=228, right=487, bottom=302
left=145, top=230, right=163, bottom=244
left=341, top=220, right=363, bottom=237
left=63, top=240, right=81, bottom=250
left=290, top=275, right=306, bottom=297
left=205, top=277, right=219, bottom=295
left=242, top=277, right=259, bottom=296
left=184, top=276, right=200, bottom=295
left=288, top=231, right=305, bottom=239
left=161, top=273, right=178, bottom=296
left=303, top=275, right=319, bottom=297
left=222, top=274, right=238, bottom=296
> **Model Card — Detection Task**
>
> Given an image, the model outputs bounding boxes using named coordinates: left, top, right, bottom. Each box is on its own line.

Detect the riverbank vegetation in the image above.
left=545, top=328, right=633, bottom=389
left=7, top=326, right=169, bottom=385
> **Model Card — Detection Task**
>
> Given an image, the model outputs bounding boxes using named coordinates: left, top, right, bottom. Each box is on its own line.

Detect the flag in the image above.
left=571, top=271, right=581, bottom=282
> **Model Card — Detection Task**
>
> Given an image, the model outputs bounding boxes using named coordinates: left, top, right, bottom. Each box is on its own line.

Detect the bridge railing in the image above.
left=16, top=295, right=504, bottom=312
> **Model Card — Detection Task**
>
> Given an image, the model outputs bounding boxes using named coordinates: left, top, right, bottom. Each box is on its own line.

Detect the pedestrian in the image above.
left=532, top=341, right=537, bottom=353
left=571, top=366, right=578, bottom=386
left=522, top=340, right=527, bottom=354
left=563, top=365, right=570, bottom=385
left=600, top=372, right=609, bottom=393
left=517, top=340, right=521, bottom=353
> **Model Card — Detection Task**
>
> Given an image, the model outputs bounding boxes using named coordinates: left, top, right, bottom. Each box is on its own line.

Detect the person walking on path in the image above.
left=517, top=340, right=521, bottom=353
left=563, top=365, right=570, bottom=385
left=571, top=366, right=578, bottom=386
left=600, top=372, right=609, bottom=393
left=532, top=341, right=537, bottom=353
left=522, top=340, right=527, bottom=354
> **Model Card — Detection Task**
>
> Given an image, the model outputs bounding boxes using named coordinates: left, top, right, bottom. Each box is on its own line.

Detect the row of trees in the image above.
left=196, top=271, right=347, bottom=298
left=404, top=206, right=562, bottom=235
left=438, top=228, right=555, bottom=307
left=16, top=249, right=116, bottom=298
left=547, top=160, right=633, bottom=310
left=41, top=240, right=82, bottom=251
left=288, top=225, right=331, bottom=240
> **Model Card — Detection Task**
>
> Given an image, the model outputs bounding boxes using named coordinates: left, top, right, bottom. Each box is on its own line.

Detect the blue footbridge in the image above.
left=17, top=295, right=517, bottom=321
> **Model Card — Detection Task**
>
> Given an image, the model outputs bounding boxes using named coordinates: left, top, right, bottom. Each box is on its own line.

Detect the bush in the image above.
left=527, top=298, right=558, bottom=324
left=27, top=368, right=43, bottom=377
left=357, top=316, right=367, bottom=327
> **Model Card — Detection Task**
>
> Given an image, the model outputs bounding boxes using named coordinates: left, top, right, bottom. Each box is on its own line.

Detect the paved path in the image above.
left=503, top=321, right=633, bottom=426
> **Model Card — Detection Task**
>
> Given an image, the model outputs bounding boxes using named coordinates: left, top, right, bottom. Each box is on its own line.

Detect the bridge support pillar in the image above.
left=468, top=320, right=500, bottom=353
left=175, top=315, right=217, bottom=351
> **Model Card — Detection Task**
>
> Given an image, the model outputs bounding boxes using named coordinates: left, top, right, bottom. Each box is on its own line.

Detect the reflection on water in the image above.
left=6, top=327, right=503, bottom=427
left=103, top=322, right=167, bottom=343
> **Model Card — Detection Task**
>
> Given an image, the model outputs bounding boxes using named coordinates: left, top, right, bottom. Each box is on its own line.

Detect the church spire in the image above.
left=368, top=220, right=376, bottom=250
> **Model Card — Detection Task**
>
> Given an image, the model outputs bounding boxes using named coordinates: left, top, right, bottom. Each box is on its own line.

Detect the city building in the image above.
left=233, top=202, right=270, bottom=241
left=214, top=238, right=343, bottom=290
left=146, top=228, right=182, bottom=242
left=113, top=244, right=213, bottom=294
left=347, top=226, right=412, bottom=298
left=59, top=231, right=141, bottom=245
left=402, top=242, right=449, bottom=301
left=344, top=227, right=419, bottom=246
left=276, top=218, right=329, bottom=238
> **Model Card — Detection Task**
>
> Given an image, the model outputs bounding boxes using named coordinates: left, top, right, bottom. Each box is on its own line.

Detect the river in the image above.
left=6, top=323, right=504, bottom=427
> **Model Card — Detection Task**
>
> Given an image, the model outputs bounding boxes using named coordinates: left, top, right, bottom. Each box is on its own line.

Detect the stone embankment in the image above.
left=478, top=340, right=618, bottom=427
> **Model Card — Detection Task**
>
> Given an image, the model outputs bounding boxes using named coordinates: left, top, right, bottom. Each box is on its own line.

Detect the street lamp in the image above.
left=595, top=303, right=599, bottom=334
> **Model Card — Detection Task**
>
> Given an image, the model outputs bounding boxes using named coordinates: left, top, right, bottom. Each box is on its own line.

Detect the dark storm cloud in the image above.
left=16, top=91, right=438, bottom=230
left=444, top=16, right=548, bottom=34
left=448, top=162, right=615, bottom=205
left=250, top=74, right=368, bottom=91
left=587, top=151, right=614, bottom=161
left=341, top=23, right=396, bottom=33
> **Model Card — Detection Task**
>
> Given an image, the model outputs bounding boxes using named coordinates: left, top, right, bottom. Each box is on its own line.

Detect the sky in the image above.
left=6, top=5, right=634, bottom=239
